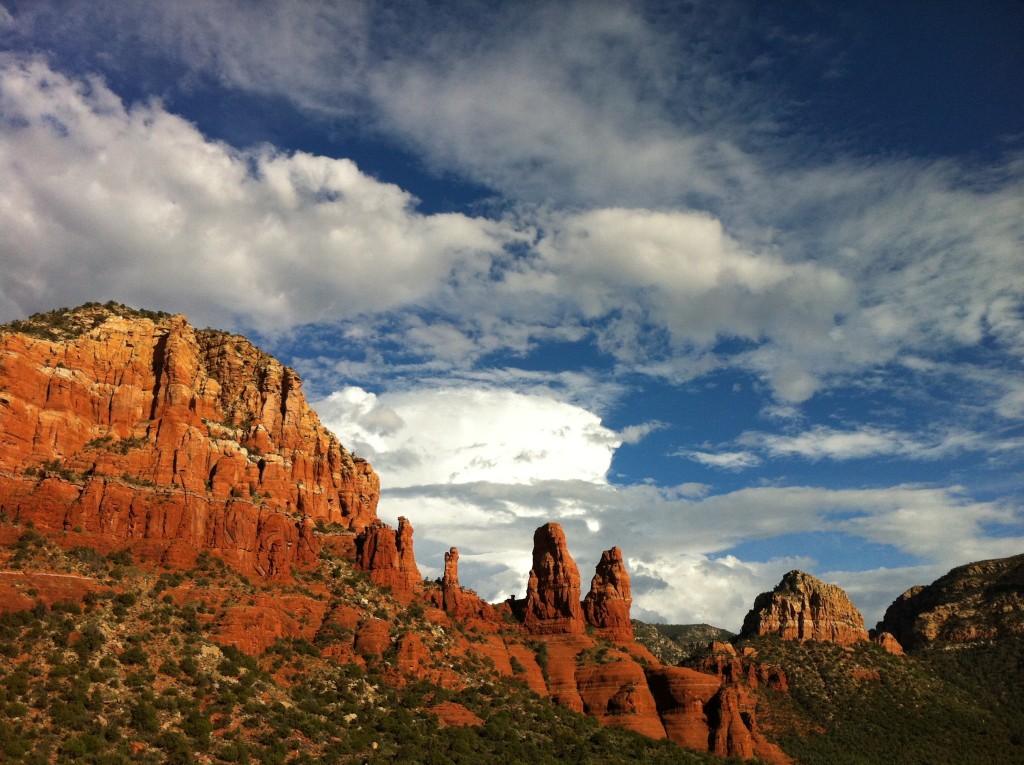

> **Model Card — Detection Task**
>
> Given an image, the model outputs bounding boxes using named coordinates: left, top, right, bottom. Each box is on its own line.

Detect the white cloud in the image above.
left=679, top=450, right=763, bottom=470
left=0, top=56, right=514, bottom=330
left=314, top=385, right=644, bottom=487
left=532, top=208, right=853, bottom=378
left=710, top=424, right=1024, bottom=463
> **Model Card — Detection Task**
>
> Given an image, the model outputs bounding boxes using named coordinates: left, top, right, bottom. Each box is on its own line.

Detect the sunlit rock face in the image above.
left=522, top=522, right=586, bottom=635
left=740, top=570, right=869, bottom=646
left=583, top=546, right=634, bottom=641
left=0, top=304, right=379, bottom=576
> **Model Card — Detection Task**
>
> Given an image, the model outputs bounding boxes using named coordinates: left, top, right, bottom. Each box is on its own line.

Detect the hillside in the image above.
left=0, top=520, right=724, bottom=765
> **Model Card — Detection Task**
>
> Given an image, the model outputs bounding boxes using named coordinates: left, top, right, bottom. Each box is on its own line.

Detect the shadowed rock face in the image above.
left=0, top=306, right=379, bottom=576
left=740, top=570, right=869, bottom=646
left=523, top=522, right=585, bottom=635
left=583, top=546, right=634, bottom=641
left=877, top=553, right=1024, bottom=650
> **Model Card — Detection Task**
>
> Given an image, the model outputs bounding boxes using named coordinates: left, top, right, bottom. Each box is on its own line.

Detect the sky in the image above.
left=1, top=1, right=1022, bottom=630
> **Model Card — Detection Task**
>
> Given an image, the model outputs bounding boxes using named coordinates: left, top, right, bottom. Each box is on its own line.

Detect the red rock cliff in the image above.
left=523, top=522, right=585, bottom=635
left=0, top=304, right=379, bottom=576
left=583, top=546, right=634, bottom=641
left=740, top=570, right=869, bottom=646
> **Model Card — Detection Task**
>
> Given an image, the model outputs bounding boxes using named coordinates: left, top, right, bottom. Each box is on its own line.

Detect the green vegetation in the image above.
left=633, top=621, right=736, bottom=665
left=0, top=523, right=731, bottom=764
left=0, top=301, right=171, bottom=341
left=84, top=434, right=149, bottom=454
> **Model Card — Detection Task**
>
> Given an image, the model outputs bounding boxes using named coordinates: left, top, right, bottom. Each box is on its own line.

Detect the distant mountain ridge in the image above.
left=878, top=552, right=1024, bottom=650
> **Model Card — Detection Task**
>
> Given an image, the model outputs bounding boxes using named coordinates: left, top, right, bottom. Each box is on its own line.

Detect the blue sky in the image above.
left=1, top=1, right=1022, bottom=629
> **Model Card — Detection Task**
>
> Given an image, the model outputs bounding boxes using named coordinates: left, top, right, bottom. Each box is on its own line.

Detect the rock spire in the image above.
left=583, top=546, right=634, bottom=640
left=523, top=522, right=586, bottom=634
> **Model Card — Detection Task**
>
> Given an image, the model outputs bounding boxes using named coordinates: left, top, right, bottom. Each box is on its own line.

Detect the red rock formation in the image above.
left=582, top=546, right=633, bottom=641
left=429, top=702, right=483, bottom=728
left=707, top=684, right=790, bottom=764
left=427, top=546, right=496, bottom=621
left=646, top=666, right=721, bottom=750
left=523, top=522, right=585, bottom=635
left=214, top=593, right=328, bottom=654
left=694, top=644, right=789, bottom=693
left=0, top=571, right=106, bottom=614
left=540, top=635, right=590, bottom=712
left=355, top=517, right=421, bottom=603
left=740, top=570, right=869, bottom=646
left=871, top=630, right=904, bottom=655
left=354, top=618, right=391, bottom=658
left=507, top=643, right=548, bottom=696
left=576, top=659, right=666, bottom=739
left=0, top=306, right=379, bottom=577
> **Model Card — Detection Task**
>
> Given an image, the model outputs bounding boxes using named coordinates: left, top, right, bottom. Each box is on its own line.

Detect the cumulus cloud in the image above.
left=0, top=56, right=514, bottom=330
left=314, top=385, right=647, bottom=487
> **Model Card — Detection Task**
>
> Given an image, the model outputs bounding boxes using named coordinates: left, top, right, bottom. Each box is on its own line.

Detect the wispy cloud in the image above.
left=678, top=450, right=763, bottom=470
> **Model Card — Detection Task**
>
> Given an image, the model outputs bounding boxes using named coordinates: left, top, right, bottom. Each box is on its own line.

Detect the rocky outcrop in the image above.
left=583, top=547, right=633, bottom=641
left=740, top=570, right=869, bottom=646
left=871, top=630, right=904, bottom=655
left=429, top=702, right=483, bottom=728
left=0, top=304, right=379, bottom=577
left=877, top=553, right=1024, bottom=650
left=576, top=659, right=666, bottom=739
left=355, top=517, right=421, bottom=603
left=522, top=522, right=585, bottom=635
left=427, top=546, right=496, bottom=621
left=693, top=643, right=789, bottom=693
left=707, top=684, right=791, bottom=764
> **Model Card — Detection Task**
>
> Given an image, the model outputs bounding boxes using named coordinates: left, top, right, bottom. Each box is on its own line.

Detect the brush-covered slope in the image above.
left=0, top=519, right=731, bottom=765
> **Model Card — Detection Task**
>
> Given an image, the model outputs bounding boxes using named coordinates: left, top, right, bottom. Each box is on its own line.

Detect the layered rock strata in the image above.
left=355, top=517, right=421, bottom=603
left=740, top=570, right=869, bottom=645
left=0, top=305, right=378, bottom=576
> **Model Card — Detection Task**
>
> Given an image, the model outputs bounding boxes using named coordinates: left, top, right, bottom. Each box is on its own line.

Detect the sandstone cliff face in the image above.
left=740, top=570, right=869, bottom=645
left=523, top=522, right=585, bottom=635
left=582, top=546, right=634, bottom=641
left=0, top=305, right=379, bottom=576
left=877, top=553, right=1024, bottom=650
